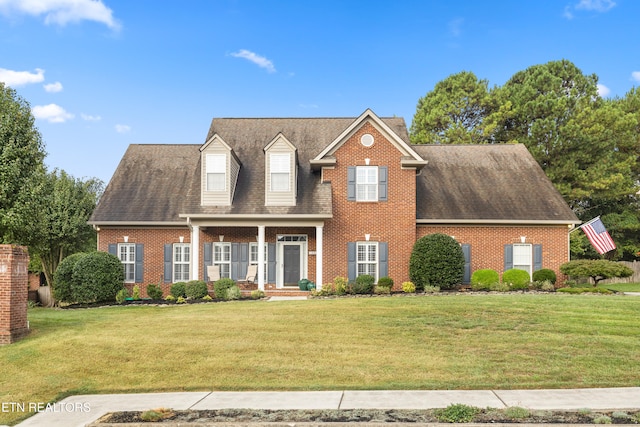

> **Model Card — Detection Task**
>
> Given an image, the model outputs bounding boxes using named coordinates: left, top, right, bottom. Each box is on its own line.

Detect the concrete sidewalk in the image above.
left=13, top=388, right=640, bottom=427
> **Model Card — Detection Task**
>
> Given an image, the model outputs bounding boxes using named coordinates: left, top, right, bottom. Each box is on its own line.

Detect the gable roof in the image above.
left=413, top=144, right=580, bottom=224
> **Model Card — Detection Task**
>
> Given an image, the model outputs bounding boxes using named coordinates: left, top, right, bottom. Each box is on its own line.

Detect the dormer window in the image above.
left=206, top=154, right=226, bottom=191
left=270, top=153, right=291, bottom=192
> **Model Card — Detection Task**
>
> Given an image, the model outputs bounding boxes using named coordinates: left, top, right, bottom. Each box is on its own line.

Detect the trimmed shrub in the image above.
left=185, top=280, right=208, bottom=299
left=170, top=282, right=187, bottom=298
left=374, top=285, right=391, bottom=295
left=423, top=285, right=440, bottom=293
left=226, top=285, right=241, bottom=300
left=410, top=233, right=465, bottom=290
left=132, top=285, right=141, bottom=300
left=52, top=252, right=88, bottom=303
left=146, top=284, right=163, bottom=300
left=470, top=269, right=499, bottom=291
left=351, top=274, right=375, bottom=294
left=214, top=278, right=236, bottom=300
left=502, top=268, right=531, bottom=290
left=250, top=289, right=265, bottom=299
left=71, top=251, right=125, bottom=303
left=115, top=288, right=129, bottom=304
left=377, top=276, right=394, bottom=290
left=333, top=276, right=348, bottom=295
left=532, top=268, right=557, bottom=284
left=402, top=281, right=416, bottom=293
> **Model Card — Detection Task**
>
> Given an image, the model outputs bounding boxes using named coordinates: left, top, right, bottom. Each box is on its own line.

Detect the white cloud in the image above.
left=597, top=84, right=610, bottom=97
left=565, top=0, right=616, bottom=18
left=0, top=0, right=121, bottom=30
left=631, top=71, right=640, bottom=82
left=32, top=103, right=74, bottom=123
left=0, top=67, right=45, bottom=86
left=115, top=124, right=130, bottom=133
left=448, top=17, right=464, bottom=37
left=575, top=0, right=616, bottom=12
left=43, top=81, right=63, bottom=92
left=81, top=113, right=101, bottom=121
left=230, top=49, right=276, bottom=73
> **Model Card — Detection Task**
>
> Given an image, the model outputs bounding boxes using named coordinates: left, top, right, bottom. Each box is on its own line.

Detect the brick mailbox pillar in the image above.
left=0, top=245, right=30, bottom=344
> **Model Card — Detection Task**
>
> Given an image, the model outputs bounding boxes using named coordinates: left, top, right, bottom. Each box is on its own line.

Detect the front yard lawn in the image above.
left=599, top=282, right=640, bottom=292
left=2, top=293, right=639, bottom=425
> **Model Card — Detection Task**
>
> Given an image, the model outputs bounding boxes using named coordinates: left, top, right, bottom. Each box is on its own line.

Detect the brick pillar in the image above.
left=0, top=245, right=30, bottom=345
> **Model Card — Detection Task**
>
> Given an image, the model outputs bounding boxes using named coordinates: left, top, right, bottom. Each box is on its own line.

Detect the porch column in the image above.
left=257, top=225, right=265, bottom=291
left=191, top=225, right=200, bottom=281
left=316, top=225, right=323, bottom=290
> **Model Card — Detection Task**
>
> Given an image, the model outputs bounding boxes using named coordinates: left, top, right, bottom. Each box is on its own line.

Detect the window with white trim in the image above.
left=118, top=243, right=135, bottom=283
left=173, top=243, right=190, bottom=282
left=250, top=242, right=268, bottom=278
left=214, top=242, right=231, bottom=278
left=206, top=154, right=226, bottom=191
left=356, top=166, right=378, bottom=201
left=513, top=244, right=532, bottom=277
left=357, top=242, right=378, bottom=280
left=270, top=153, right=291, bottom=192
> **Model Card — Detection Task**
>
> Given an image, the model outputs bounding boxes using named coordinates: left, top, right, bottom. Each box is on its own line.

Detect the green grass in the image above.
left=599, top=282, right=640, bottom=292
left=2, top=294, right=640, bottom=425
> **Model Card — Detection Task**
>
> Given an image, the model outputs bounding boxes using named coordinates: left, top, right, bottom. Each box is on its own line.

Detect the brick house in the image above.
left=88, top=109, right=579, bottom=295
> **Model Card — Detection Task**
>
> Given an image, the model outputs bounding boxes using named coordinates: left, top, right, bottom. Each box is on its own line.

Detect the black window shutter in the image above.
left=164, top=244, right=173, bottom=283
left=347, top=166, right=356, bottom=201
left=108, top=244, right=117, bottom=256
left=267, top=243, right=277, bottom=283
left=203, top=242, right=212, bottom=281
left=231, top=243, right=240, bottom=281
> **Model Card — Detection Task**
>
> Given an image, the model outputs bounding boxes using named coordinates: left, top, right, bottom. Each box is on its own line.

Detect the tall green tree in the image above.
left=0, top=83, right=46, bottom=242
left=27, top=170, right=103, bottom=287
left=410, top=71, right=496, bottom=144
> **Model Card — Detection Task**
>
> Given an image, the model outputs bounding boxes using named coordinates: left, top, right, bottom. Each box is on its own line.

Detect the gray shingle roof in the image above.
left=89, top=117, right=578, bottom=225
left=413, top=144, right=579, bottom=223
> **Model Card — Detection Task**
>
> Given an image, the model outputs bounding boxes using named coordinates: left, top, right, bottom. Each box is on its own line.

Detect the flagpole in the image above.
left=569, top=216, right=600, bottom=233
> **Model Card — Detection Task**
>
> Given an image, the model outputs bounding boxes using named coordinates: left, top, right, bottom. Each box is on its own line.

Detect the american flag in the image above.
left=580, top=217, right=616, bottom=254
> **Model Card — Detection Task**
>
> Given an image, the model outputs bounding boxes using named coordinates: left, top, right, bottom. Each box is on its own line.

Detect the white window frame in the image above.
left=206, top=154, right=226, bottom=192
left=118, top=243, right=136, bottom=283
left=270, top=153, right=291, bottom=192
left=214, top=242, right=231, bottom=278
left=250, top=242, right=268, bottom=279
left=356, top=166, right=378, bottom=201
left=513, top=243, right=532, bottom=277
left=173, top=243, right=190, bottom=282
left=356, top=241, right=378, bottom=280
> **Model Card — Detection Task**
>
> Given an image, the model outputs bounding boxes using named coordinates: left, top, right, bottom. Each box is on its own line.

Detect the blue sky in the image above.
left=1, top=0, right=639, bottom=185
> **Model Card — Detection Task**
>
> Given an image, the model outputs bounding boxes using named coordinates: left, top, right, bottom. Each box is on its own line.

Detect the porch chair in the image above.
left=244, top=264, right=258, bottom=284
left=207, top=265, right=220, bottom=283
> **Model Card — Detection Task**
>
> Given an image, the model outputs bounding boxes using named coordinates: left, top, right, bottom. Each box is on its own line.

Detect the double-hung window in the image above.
left=512, top=244, right=532, bottom=277
left=173, top=243, right=190, bottom=282
left=249, top=242, right=268, bottom=279
left=214, top=242, right=231, bottom=278
left=357, top=242, right=378, bottom=280
left=356, top=166, right=378, bottom=201
left=206, top=154, right=226, bottom=191
left=118, top=243, right=136, bottom=283
left=270, top=153, right=291, bottom=192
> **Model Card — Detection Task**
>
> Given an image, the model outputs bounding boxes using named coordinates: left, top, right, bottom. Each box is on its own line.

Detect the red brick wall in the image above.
left=322, top=121, right=417, bottom=287
left=0, top=245, right=30, bottom=345
left=416, top=225, right=571, bottom=284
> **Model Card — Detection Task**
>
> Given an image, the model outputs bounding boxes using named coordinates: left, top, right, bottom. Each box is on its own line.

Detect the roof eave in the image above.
left=416, top=219, right=581, bottom=226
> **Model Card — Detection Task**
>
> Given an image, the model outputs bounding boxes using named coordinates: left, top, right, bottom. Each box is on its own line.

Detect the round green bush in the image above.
left=226, top=285, right=241, bottom=300
left=146, top=284, right=163, bottom=300
left=470, top=269, right=499, bottom=291
left=71, top=251, right=125, bottom=303
left=410, top=234, right=465, bottom=290
left=53, top=252, right=88, bottom=303
left=185, top=280, right=208, bottom=299
left=170, top=282, right=187, bottom=298
left=502, top=268, right=531, bottom=289
left=532, top=268, right=557, bottom=284
left=377, top=276, right=394, bottom=289
left=352, top=274, right=375, bottom=294
left=214, top=278, right=236, bottom=300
